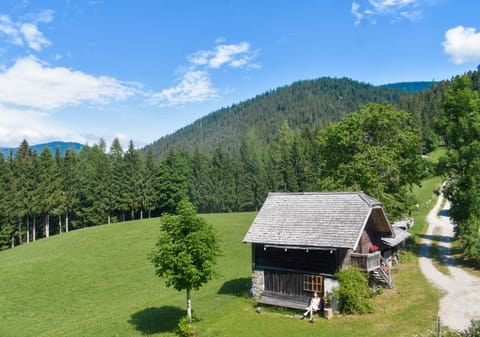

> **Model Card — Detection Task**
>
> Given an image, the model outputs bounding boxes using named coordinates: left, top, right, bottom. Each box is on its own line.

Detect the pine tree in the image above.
left=60, top=148, right=78, bottom=232
left=0, top=153, right=13, bottom=249
left=189, top=148, right=212, bottom=213
left=12, top=140, right=35, bottom=245
left=37, top=148, right=57, bottom=238
left=157, top=149, right=192, bottom=214
left=123, top=141, right=142, bottom=220
left=209, top=147, right=236, bottom=212
left=237, top=131, right=267, bottom=211
left=109, top=138, right=127, bottom=221
left=140, top=147, right=158, bottom=219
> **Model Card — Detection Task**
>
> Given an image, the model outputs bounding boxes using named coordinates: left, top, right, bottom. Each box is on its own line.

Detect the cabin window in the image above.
left=303, top=274, right=323, bottom=293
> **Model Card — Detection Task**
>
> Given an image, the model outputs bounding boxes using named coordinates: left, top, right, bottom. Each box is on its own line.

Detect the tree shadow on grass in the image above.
left=129, top=306, right=184, bottom=335
left=217, top=277, right=251, bottom=297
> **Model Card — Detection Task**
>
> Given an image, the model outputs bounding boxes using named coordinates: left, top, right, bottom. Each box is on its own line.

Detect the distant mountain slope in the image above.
left=0, top=141, right=83, bottom=157
left=145, top=77, right=408, bottom=159
left=380, top=81, right=435, bottom=93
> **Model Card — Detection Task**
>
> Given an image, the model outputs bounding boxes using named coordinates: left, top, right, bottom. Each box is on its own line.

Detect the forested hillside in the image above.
left=145, top=77, right=407, bottom=159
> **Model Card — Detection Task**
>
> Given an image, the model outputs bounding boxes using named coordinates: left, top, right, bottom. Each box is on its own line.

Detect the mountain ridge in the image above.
left=144, top=77, right=411, bottom=159
left=0, top=141, right=83, bottom=157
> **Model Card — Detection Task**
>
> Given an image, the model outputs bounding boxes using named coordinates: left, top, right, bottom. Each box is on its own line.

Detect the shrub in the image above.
left=177, top=316, right=197, bottom=337
left=335, top=267, right=373, bottom=314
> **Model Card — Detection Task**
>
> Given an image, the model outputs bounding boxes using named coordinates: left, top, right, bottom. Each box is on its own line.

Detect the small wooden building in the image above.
left=243, top=192, right=409, bottom=310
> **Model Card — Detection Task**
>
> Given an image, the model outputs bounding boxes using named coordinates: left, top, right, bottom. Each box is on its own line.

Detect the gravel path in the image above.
left=418, top=190, right=480, bottom=331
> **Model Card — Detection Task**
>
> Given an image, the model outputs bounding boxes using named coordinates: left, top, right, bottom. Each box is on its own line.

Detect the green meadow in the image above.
left=0, top=181, right=441, bottom=337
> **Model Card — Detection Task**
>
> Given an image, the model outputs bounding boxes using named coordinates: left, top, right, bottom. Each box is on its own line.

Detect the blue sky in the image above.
left=0, top=0, right=479, bottom=148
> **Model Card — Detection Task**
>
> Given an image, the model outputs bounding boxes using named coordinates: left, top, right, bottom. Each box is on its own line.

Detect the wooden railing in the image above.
left=350, top=251, right=381, bottom=272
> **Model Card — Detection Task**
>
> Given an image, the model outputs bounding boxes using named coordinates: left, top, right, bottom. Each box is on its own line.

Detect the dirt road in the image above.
left=418, top=190, right=480, bottom=331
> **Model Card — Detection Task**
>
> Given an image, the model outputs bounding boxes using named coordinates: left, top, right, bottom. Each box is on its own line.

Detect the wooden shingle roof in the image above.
left=243, top=192, right=391, bottom=249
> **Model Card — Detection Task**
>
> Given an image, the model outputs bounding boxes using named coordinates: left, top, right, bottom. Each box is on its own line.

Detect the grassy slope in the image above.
left=0, top=182, right=441, bottom=337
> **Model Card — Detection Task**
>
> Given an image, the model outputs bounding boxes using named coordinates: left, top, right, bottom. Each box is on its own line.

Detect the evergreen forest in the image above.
left=1, top=71, right=479, bottom=261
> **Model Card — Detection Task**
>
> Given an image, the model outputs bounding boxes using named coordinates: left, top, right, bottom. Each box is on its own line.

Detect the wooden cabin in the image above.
left=243, top=192, right=410, bottom=310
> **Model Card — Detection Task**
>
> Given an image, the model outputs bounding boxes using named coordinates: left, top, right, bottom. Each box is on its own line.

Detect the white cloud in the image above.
left=189, top=42, right=253, bottom=69
left=152, top=40, right=259, bottom=106
left=0, top=57, right=137, bottom=109
left=0, top=15, right=23, bottom=46
left=150, top=69, right=217, bottom=106
left=352, top=2, right=363, bottom=25
left=0, top=10, right=53, bottom=51
left=443, top=26, right=480, bottom=65
left=352, top=0, right=425, bottom=24
left=0, top=104, right=83, bottom=147
left=34, top=9, right=54, bottom=24
left=20, top=23, right=50, bottom=51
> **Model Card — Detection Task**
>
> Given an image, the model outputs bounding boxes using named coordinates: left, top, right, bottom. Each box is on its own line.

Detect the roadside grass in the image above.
left=451, top=241, right=480, bottom=278
left=409, top=176, right=442, bottom=241
left=0, top=180, right=442, bottom=337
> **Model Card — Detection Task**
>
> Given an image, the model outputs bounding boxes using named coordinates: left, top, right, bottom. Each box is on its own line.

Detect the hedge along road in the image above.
left=418, top=188, right=480, bottom=331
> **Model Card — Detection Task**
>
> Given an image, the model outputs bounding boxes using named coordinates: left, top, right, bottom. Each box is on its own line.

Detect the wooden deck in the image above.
left=351, top=251, right=380, bottom=272
left=257, top=292, right=310, bottom=310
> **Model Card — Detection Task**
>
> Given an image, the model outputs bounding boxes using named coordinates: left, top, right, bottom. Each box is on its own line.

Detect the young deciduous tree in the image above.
left=149, top=199, right=220, bottom=322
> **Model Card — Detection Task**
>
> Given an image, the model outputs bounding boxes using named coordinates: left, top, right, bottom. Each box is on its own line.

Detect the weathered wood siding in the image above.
left=254, top=245, right=337, bottom=275
left=264, top=269, right=306, bottom=296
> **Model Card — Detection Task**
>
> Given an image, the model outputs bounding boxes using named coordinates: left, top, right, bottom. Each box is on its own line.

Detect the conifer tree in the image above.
left=60, top=148, right=78, bottom=232
left=157, top=149, right=192, bottom=214
left=110, top=138, right=126, bottom=221
left=123, top=141, right=142, bottom=220
left=189, top=148, right=212, bottom=213
left=0, top=153, right=13, bottom=249
left=140, top=147, right=158, bottom=219
left=38, top=147, right=57, bottom=238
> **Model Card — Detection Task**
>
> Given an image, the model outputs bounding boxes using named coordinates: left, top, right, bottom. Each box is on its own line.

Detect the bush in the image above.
left=335, top=267, right=373, bottom=314
left=177, top=316, right=197, bottom=337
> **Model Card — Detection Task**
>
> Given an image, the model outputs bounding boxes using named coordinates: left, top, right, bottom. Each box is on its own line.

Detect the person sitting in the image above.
left=301, top=292, right=321, bottom=322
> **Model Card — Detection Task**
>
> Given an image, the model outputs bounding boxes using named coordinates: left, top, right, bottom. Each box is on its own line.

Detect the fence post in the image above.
left=437, top=315, right=442, bottom=337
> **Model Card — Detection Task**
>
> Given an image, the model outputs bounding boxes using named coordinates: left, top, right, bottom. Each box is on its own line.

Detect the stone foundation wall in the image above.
left=251, top=269, right=264, bottom=297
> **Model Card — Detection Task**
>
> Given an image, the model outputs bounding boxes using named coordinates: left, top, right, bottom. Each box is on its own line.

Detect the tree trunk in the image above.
left=148, top=210, right=151, bottom=219
left=108, top=213, right=111, bottom=225
left=122, top=212, right=125, bottom=222
left=59, top=215, right=62, bottom=234
left=33, top=216, right=36, bottom=241
left=140, top=209, right=143, bottom=220
left=45, top=214, right=50, bottom=238
left=11, top=234, right=14, bottom=248
left=66, top=211, right=69, bottom=233
left=26, top=216, right=30, bottom=243
left=186, top=289, right=192, bottom=323
left=18, top=223, right=22, bottom=245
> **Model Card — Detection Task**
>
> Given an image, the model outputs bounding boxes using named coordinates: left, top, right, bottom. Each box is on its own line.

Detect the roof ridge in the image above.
left=356, top=192, right=382, bottom=207
left=268, top=191, right=366, bottom=196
